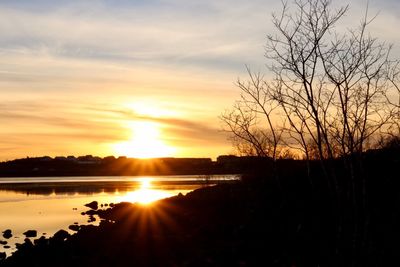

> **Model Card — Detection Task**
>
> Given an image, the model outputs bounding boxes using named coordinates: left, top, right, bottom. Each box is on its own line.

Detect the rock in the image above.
left=52, top=230, right=70, bottom=242
left=68, top=225, right=80, bottom=231
left=3, top=246, right=10, bottom=249
left=24, top=238, right=33, bottom=247
left=84, top=201, right=98, bottom=210
left=81, top=212, right=85, bottom=215
left=23, top=230, right=37, bottom=238
left=74, top=222, right=79, bottom=225
left=0, top=240, right=7, bottom=245
left=0, top=252, right=6, bottom=261
left=15, top=239, right=33, bottom=250
left=85, top=209, right=96, bottom=216
left=2, top=230, right=12, bottom=239
left=34, top=236, right=48, bottom=246
left=88, top=215, right=96, bottom=223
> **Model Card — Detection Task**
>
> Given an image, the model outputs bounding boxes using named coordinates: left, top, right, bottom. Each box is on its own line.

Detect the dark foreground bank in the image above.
left=1, top=181, right=283, bottom=267
left=1, top=149, right=399, bottom=267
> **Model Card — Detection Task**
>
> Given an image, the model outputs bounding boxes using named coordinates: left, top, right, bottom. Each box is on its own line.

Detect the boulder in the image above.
left=15, top=239, right=33, bottom=250
left=85, top=210, right=96, bottom=216
left=52, top=230, right=70, bottom=242
left=68, top=225, right=80, bottom=231
left=0, top=252, right=6, bottom=261
left=88, top=215, right=96, bottom=223
left=24, top=238, right=33, bottom=247
left=84, top=201, right=98, bottom=210
left=34, top=236, right=48, bottom=246
left=2, top=230, right=12, bottom=239
left=23, top=230, right=37, bottom=238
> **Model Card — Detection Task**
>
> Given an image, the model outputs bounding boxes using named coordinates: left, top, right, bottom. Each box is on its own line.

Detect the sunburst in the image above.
left=114, top=121, right=175, bottom=159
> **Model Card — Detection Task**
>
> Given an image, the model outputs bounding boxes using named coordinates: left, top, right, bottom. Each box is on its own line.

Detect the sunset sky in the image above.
left=1, top=0, right=399, bottom=161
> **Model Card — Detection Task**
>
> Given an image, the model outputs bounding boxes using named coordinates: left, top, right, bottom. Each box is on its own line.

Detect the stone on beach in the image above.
left=2, top=230, right=12, bottom=239
left=23, top=230, right=37, bottom=238
left=84, top=201, right=98, bottom=210
left=34, top=236, right=48, bottom=246
left=87, top=215, right=96, bottom=223
left=52, top=230, right=70, bottom=242
left=68, top=225, right=80, bottom=231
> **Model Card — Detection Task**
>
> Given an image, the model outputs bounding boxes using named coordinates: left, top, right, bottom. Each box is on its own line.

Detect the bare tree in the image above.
left=222, top=0, right=400, bottom=265
left=223, top=0, right=399, bottom=162
left=221, top=67, right=284, bottom=161
left=266, top=0, right=398, bottom=160
left=387, top=62, right=400, bottom=136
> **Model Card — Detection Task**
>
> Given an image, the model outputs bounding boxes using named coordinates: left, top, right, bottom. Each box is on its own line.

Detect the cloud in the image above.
left=0, top=101, right=128, bottom=142
left=0, top=0, right=273, bottom=72
left=80, top=105, right=228, bottom=145
left=0, top=0, right=398, bottom=72
left=0, top=0, right=398, bottom=160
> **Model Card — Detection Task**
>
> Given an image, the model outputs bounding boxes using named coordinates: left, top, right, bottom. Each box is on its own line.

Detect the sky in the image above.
left=0, top=0, right=399, bottom=161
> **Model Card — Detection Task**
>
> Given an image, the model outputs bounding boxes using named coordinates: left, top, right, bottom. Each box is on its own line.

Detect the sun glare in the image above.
left=125, top=102, right=178, bottom=118
left=114, top=121, right=176, bottom=158
left=117, top=179, right=172, bottom=204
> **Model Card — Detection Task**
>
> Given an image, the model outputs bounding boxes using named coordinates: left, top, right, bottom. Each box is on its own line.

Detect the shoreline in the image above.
left=1, top=181, right=257, bottom=266
left=0, top=177, right=232, bottom=260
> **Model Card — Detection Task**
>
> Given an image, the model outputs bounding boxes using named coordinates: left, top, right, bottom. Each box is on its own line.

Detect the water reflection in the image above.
left=0, top=175, right=239, bottom=255
left=117, top=178, right=175, bottom=204
left=0, top=175, right=238, bottom=197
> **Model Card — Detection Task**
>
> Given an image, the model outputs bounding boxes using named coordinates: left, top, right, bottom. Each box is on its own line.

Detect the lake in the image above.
left=0, top=175, right=239, bottom=255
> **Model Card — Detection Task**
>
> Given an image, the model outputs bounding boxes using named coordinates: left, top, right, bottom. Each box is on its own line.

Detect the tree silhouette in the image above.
left=222, top=0, right=400, bottom=265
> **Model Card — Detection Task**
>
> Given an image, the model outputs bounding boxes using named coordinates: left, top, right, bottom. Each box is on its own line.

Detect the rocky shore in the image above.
left=1, top=180, right=285, bottom=267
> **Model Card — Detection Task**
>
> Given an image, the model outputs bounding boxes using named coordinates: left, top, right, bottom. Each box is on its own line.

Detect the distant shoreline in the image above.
left=0, top=174, right=241, bottom=182
left=0, top=155, right=271, bottom=177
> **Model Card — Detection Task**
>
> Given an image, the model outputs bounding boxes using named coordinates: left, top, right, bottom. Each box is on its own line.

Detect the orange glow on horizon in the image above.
left=113, top=120, right=176, bottom=159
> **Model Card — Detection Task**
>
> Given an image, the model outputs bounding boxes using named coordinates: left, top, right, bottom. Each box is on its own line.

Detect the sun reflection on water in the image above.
left=116, top=178, right=173, bottom=205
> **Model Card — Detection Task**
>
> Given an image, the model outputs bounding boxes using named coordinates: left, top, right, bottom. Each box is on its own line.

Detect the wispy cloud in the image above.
left=0, top=0, right=273, bottom=71
left=78, top=105, right=228, bottom=145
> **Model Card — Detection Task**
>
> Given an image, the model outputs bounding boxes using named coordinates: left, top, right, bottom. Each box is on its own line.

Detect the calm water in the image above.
left=0, top=175, right=239, bottom=255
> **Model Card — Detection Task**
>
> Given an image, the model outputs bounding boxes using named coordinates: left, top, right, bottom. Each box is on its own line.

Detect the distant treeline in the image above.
left=0, top=155, right=273, bottom=177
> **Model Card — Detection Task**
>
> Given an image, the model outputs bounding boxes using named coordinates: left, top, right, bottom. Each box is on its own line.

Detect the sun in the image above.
left=114, top=120, right=176, bottom=158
